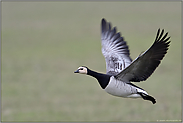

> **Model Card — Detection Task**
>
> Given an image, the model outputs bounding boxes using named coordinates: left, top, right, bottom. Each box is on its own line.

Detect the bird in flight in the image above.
left=74, top=18, right=170, bottom=104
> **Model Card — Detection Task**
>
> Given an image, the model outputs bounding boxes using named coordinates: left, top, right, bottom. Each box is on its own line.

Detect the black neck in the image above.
left=87, top=68, right=111, bottom=89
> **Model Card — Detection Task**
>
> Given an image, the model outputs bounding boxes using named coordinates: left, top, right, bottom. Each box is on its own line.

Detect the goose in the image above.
left=74, top=18, right=170, bottom=104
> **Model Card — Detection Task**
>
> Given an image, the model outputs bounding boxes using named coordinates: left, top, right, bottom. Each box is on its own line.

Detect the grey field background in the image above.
left=1, top=2, right=181, bottom=122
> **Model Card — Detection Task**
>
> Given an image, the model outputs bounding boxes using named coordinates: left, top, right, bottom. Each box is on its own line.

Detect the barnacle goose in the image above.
left=74, top=18, right=170, bottom=104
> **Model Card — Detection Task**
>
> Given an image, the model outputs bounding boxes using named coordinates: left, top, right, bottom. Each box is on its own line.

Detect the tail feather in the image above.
left=137, top=92, right=156, bottom=104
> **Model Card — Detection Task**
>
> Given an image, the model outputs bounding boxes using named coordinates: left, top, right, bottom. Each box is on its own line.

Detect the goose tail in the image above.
left=137, top=92, right=156, bottom=104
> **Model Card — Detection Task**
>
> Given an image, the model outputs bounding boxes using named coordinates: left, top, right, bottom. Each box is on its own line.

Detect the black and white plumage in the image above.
left=74, top=18, right=170, bottom=104
left=101, top=19, right=132, bottom=75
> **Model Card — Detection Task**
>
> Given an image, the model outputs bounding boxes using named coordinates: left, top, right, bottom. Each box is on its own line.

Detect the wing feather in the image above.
left=115, top=29, right=170, bottom=82
left=101, top=18, right=132, bottom=75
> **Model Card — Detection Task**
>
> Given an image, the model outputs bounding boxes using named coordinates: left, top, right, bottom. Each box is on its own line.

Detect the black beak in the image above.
left=74, top=69, right=79, bottom=73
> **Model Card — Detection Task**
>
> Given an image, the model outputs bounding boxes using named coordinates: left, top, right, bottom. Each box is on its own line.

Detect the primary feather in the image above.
left=115, top=28, right=170, bottom=82
left=101, top=18, right=132, bottom=75
left=101, top=18, right=170, bottom=82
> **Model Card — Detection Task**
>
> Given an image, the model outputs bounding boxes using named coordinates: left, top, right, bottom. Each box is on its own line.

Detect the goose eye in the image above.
left=80, top=68, right=83, bottom=70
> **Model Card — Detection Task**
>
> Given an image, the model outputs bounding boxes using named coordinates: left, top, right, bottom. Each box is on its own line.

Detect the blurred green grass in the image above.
left=2, top=2, right=181, bottom=122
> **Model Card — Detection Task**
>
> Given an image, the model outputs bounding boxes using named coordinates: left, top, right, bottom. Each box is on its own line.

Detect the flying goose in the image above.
left=74, top=18, right=170, bottom=104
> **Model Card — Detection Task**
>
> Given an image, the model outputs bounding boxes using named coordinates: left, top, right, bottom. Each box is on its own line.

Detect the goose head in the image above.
left=74, top=66, right=88, bottom=74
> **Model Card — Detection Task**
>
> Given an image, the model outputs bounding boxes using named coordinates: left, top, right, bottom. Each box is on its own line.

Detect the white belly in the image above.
left=104, top=76, right=147, bottom=98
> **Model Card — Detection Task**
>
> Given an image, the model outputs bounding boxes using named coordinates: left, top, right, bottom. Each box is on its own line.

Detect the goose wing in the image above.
left=115, top=29, right=170, bottom=82
left=101, top=18, right=132, bottom=75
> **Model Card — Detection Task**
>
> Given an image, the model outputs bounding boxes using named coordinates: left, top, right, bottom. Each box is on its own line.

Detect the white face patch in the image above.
left=77, top=67, right=87, bottom=74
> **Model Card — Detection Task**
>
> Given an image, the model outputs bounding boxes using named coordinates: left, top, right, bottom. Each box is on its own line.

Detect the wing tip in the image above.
left=102, top=18, right=106, bottom=22
left=155, top=28, right=171, bottom=44
left=101, top=18, right=107, bottom=30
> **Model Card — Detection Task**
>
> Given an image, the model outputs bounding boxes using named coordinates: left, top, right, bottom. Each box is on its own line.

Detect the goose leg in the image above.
left=137, top=92, right=156, bottom=104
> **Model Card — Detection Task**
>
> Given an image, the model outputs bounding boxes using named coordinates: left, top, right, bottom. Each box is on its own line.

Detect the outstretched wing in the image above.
left=115, top=29, right=170, bottom=82
left=101, top=18, right=132, bottom=75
